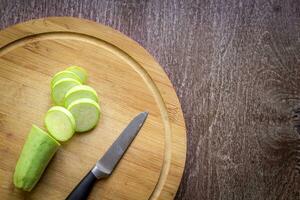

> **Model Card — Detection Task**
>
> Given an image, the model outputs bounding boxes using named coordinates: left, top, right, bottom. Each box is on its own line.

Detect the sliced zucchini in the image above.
left=44, top=106, right=76, bottom=142
left=51, top=70, right=82, bottom=88
left=66, top=66, right=87, bottom=84
left=64, top=85, right=99, bottom=108
left=51, top=78, right=81, bottom=106
left=67, top=98, right=101, bottom=132
left=13, top=125, right=60, bottom=191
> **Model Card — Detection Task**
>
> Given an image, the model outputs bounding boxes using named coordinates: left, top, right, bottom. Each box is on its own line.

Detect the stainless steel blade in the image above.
left=91, top=112, right=148, bottom=179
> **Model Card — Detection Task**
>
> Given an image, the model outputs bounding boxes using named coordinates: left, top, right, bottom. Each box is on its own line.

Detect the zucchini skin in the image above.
left=13, top=125, right=60, bottom=191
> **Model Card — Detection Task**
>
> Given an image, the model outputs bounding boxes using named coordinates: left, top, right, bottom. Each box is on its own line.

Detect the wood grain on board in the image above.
left=0, top=18, right=186, bottom=200
left=1, top=0, right=300, bottom=199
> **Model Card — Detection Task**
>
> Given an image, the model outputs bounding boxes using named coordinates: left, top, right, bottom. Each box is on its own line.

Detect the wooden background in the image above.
left=0, top=0, right=300, bottom=199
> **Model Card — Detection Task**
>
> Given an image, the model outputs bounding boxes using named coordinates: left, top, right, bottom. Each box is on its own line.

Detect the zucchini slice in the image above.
left=66, top=66, right=87, bottom=84
left=51, top=78, right=81, bottom=106
left=45, top=106, right=76, bottom=142
left=64, top=85, right=99, bottom=108
left=51, top=70, right=82, bottom=88
left=67, top=98, right=101, bottom=132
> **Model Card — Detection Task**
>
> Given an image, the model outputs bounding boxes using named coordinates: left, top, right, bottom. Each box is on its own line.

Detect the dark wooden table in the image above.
left=1, top=0, right=300, bottom=199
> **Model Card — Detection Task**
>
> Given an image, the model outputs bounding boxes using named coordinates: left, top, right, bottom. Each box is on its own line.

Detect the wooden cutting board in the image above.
left=0, top=17, right=186, bottom=200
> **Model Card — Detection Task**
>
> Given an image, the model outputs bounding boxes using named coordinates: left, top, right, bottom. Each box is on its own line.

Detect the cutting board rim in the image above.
left=0, top=17, right=187, bottom=200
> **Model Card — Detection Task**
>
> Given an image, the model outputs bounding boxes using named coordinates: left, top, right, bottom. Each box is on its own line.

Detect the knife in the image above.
left=66, top=112, right=148, bottom=200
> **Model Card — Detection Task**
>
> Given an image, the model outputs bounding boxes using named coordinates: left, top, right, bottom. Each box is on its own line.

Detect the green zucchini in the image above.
left=67, top=98, right=101, bottom=132
left=51, top=70, right=82, bottom=88
left=64, top=85, right=99, bottom=108
left=51, top=78, right=81, bottom=106
left=44, top=106, right=76, bottom=142
left=66, top=66, right=87, bottom=84
left=13, top=125, right=60, bottom=191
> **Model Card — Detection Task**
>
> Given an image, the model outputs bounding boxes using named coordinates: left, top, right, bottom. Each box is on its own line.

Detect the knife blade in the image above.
left=66, top=112, right=148, bottom=200
left=91, top=111, right=148, bottom=178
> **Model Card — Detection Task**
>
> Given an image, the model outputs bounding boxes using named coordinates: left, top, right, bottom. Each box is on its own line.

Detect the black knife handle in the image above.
left=66, top=171, right=97, bottom=200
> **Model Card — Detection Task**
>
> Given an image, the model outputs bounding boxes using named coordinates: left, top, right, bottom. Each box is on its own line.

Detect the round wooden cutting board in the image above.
left=0, top=17, right=186, bottom=200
